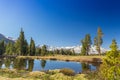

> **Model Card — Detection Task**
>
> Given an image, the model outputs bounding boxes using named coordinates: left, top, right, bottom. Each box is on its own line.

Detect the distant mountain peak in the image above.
left=0, top=33, right=15, bottom=43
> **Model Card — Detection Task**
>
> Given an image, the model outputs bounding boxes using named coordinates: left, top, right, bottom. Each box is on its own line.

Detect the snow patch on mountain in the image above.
left=7, top=37, right=16, bottom=41
left=37, top=45, right=108, bottom=54
left=0, top=33, right=15, bottom=43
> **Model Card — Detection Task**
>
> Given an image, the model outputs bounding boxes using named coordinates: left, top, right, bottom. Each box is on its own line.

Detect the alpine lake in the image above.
left=0, top=57, right=101, bottom=74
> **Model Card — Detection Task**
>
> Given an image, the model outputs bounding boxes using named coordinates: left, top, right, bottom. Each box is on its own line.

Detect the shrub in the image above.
left=28, top=71, right=45, bottom=78
left=60, top=68, right=75, bottom=76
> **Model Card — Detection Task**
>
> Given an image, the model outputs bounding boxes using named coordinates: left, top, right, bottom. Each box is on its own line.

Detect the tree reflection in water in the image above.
left=13, top=58, right=27, bottom=70
left=0, top=58, right=100, bottom=73
left=0, top=59, right=3, bottom=69
left=28, top=59, right=34, bottom=71
left=81, top=63, right=90, bottom=73
left=41, top=60, right=46, bottom=70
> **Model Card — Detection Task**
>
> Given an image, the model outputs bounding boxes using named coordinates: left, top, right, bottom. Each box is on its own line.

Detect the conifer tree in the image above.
left=94, top=27, right=103, bottom=55
left=6, top=42, right=11, bottom=54
left=81, top=34, right=92, bottom=55
left=15, top=28, right=28, bottom=55
left=29, top=37, right=35, bottom=56
left=60, top=49, right=65, bottom=55
left=36, top=48, right=41, bottom=56
left=6, top=42, right=15, bottom=55
left=54, top=49, right=60, bottom=55
left=0, top=40, right=5, bottom=55
left=23, top=40, right=28, bottom=56
left=81, top=39, right=86, bottom=55
left=41, top=45, right=47, bottom=56
left=100, top=39, right=120, bottom=80
left=71, top=49, right=75, bottom=55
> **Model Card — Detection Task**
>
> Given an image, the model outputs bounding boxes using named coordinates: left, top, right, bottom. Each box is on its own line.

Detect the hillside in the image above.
left=0, top=33, right=15, bottom=43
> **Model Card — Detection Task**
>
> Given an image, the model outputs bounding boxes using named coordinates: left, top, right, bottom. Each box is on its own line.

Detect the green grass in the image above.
left=0, top=68, right=88, bottom=80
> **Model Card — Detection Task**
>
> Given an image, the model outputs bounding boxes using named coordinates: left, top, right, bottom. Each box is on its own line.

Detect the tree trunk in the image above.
left=98, top=47, right=101, bottom=56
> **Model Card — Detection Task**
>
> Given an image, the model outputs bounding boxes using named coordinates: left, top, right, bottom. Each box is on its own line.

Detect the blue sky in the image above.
left=0, top=0, right=120, bottom=48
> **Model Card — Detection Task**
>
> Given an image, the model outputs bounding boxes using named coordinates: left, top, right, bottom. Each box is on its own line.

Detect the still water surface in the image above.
left=0, top=58, right=100, bottom=73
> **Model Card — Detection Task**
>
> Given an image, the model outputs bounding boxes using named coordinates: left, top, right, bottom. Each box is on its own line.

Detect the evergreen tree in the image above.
left=81, top=39, right=87, bottom=55
left=81, top=34, right=92, bottom=55
left=29, top=37, right=36, bottom=56
left=15, top=39, right=20, bottom=55
left=60, top=49, right=65, bottom=55
left=36, top=48, right=41, bottom=56
left=94, top=27, right=103, bottom=55
left=41, top=45, right=47, bottom=56
left=23, top=40, right=28, bottom=56
left=6, top=42, right=11, bottom=54
left=6, top=42, right=15, bottom=55
left=100, top=39, right=120, bottom=80
left=64, top=49, right=73, bottom=55
left=15, top=28, right=28, bottom=55
left=0, top=40, right=5, bottom=55
left=54, top=49, right=60, bottom=55
left=71, top=49, right=75, bottom=55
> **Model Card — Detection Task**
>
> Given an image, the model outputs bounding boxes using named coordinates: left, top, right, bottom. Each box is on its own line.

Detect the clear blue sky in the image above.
left=0, top=0, right=120, bottom=48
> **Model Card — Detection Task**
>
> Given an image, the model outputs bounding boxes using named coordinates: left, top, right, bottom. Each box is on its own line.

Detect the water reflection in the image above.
left=28, top=59, right=34, bottom=71
left=4, top=59, right=11, bottom=68
left=81, top=63, right=90, bottom=73
left=13, top=58, right=27, bottom=70
left=0, top=60, right=3, bottom=68
left=41, top=60, right=46, bottom=70
left=0, top=58, right=101, bottom=73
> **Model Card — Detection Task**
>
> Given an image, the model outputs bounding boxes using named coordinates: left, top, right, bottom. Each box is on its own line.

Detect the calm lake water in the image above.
left=0, top=58, right=101, bottom=73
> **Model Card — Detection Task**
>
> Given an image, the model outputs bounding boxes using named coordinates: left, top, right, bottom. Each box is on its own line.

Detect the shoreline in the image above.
left=17, top=55, right=104, bottom=63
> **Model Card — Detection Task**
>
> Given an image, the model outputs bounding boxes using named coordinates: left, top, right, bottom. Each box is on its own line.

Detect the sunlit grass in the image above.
left=0, top=68, right=88, bottom=80
left=17, top=55, right=104, bottom=63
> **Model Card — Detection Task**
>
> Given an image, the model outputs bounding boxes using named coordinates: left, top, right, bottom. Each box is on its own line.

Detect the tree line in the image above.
left=0, top=28, right=75, bottom=56
left=0, top=27, right=104, bottom=56
left=0, top=27, right=103, bottom=56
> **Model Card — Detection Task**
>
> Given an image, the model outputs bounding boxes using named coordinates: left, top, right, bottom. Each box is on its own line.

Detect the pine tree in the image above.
left=41, top=45, right=47, bottom=56
left=81, top=39, right=86, bottom=55
left=94, top=27, right=103, bottom=55
left=0, top=40, right=5, bottom=55
left=23, top=40, right=28, bottom=56
left=81, top=34, right=92, bottom=55
left=71, top=49, right=75, bottom=55
left=60, top=49, right=65, bottom=55
left=100, top=39, right=120, bottom=80
left=6, top=42, right=15, bottom=55
left=15, top=28, right=28, bottom=55
left=36, top=48, right=41, bottom=56
left=54, top=49, right=60, bottom=55
left=6, top=42, right=11, bottom=54
left=29, top=37, right=35, bottom=56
